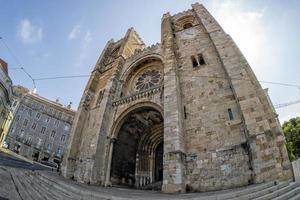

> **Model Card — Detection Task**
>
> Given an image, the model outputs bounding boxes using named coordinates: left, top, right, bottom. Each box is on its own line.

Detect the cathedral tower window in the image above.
left=198, top=54, right=206, bottom=65
left=183, top=106, right=187, bottom=119
left=228, top=108, right=234, bottom=120
left=191, top=56, right=198, bottom=67
left=191, top=54, right=206, bottom=68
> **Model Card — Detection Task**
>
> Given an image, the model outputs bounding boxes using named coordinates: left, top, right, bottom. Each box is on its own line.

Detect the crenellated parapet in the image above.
left=126, top=43, right=162, bottom=63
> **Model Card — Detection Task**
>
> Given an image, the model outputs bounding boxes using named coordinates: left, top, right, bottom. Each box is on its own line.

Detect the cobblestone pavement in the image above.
left=0, top=152, right=299, bottom=200
left=0, top=151, right=51, bottom=171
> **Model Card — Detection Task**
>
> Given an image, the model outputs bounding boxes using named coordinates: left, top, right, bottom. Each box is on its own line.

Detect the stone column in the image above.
left=161, top=13, right=186, bottom=193
left=104, top=137, right=116, bottom=186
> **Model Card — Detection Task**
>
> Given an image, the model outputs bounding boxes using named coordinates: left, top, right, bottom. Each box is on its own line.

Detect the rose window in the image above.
left=135, top=70, right=161, bottom=92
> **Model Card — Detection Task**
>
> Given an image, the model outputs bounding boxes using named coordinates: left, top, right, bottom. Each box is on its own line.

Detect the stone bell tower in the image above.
left=62, top=3, right=292, bottom=193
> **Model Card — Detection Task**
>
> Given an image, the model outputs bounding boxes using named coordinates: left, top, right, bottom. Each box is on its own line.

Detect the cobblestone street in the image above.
left=0, top=152, right=300, bottom=200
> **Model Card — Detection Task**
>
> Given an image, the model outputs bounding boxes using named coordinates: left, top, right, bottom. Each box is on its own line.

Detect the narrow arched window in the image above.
left=191, top=56, right=198, bottom=67
left=198, top=54, right=206, bottom=65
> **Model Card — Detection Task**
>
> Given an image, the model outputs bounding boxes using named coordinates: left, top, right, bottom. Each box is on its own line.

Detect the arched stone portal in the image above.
left=110, top=107, right=163, bottom=189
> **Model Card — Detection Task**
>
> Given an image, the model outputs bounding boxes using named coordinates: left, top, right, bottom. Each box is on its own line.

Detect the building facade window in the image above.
left=45, top=117, right=50, bottom=123
left=64, top=125, right=70, bottom=131
left=31, top=123, right=37, bottom=130
left=37, top=138, right=42, bottom=147
left=51, top=131, right=56, bottom=137
left=26, top=137, right=32, bottom=145
left=36, top=113, right=41, bottom=119
left=12, top=101, right=17, bottom=107
left=23, top=119, right=28, bottom=126
left=47, top=143, right=52, bottom=150
left=19, top=130, right=25, bottom=137
left=55, top=120, right=59, bottom=126
left=34, top=103, right=39, bottom=110
left=57, top=147, right=62, bottom=156
left=40, top=105, right=45, bottom=111
left=41, top=127, right=46, bottom=134
left=10, top=127, right=15, bottom=133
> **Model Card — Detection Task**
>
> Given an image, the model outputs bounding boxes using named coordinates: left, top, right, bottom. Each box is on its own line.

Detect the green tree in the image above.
left=283, top=116, right=300, bottom=161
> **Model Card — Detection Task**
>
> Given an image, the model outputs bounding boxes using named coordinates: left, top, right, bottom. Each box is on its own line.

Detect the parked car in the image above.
left=41, top=161, right=58, bottom=169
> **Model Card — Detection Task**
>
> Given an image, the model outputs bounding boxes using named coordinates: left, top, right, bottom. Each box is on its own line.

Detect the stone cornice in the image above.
left=112, top=85, right=163, bottom=107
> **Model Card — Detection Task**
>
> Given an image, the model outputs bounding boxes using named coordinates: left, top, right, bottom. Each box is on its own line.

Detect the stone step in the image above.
left=23, top=171, right=64, bottom=200
left=231, top=182, right=290, bottom=200
left=288, top=191, right=300, bottom=200
left=255, top=182, right=300, bottom=200
left=220, top=182, right=276, bottom=199
left=35, top=172, right=115, bottom=200
left=10, top=170, right=37, bottom=200
left=272, top=185, right=300, bottom=200
left=32, top=172, right=78, bottom=200
left=17, top=171, right=49, bottom=200
left=139, top=181, right=162, bottom=190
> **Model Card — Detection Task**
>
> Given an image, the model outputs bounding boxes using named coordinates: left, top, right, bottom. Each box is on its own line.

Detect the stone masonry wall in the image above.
left=192, top=3, right=292, bottom=183
left=171, top=9, right=251, bottom=191
left=63, top=3, right=293, bottom=194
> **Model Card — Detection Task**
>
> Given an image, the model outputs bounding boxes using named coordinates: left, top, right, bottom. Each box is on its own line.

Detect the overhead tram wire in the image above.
left=2, top=36, right=300, bottom=109
left=32, top=73, right=300, bottom=89
left=33, top=73, right=300, bottom=109
left=0, top=37, right=37, bottom=89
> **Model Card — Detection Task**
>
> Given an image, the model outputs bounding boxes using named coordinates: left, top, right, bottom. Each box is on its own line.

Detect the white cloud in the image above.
left=83, top=31, right=92, bottom=44
left=76, top=30, right=93, bottom=68
left=68, top=25, right=81, bottom=40
left=211, top=0, right=269, bottom=79
left=17, top=19, right=43, bottom=44
left=210, top=1, right=300, bottom=121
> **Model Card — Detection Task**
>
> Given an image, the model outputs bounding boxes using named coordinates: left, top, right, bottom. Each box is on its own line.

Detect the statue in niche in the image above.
left=96, top=90, right=105, bottom=107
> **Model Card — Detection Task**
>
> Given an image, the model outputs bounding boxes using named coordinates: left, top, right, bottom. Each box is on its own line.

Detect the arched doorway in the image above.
left=110, top=107, right=163, bottom=189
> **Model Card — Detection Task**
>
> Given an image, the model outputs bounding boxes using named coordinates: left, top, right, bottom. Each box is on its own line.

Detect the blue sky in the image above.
left=0, top=0, right=300, bottom=122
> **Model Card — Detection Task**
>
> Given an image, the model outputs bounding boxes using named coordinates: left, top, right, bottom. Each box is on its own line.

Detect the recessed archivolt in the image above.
left=110, top=102, right=163, bottom=139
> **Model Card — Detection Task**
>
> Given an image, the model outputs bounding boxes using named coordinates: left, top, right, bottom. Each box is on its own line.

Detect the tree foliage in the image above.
left=283, top=117, right=300, bottom=161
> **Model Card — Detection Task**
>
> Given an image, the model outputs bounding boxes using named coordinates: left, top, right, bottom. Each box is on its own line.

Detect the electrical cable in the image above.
left=0, top=37, right=36, bottom=89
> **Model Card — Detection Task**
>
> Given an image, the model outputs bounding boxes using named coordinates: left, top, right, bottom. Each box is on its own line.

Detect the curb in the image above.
left=0, top=147, right=33, bottom=164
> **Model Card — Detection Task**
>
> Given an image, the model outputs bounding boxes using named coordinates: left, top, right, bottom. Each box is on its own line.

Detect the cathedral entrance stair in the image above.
left=3, top=167, right=300, bottom=200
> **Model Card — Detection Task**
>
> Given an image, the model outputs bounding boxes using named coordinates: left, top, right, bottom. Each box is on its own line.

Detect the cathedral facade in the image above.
left=62, top=3, right=292, bottom=193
